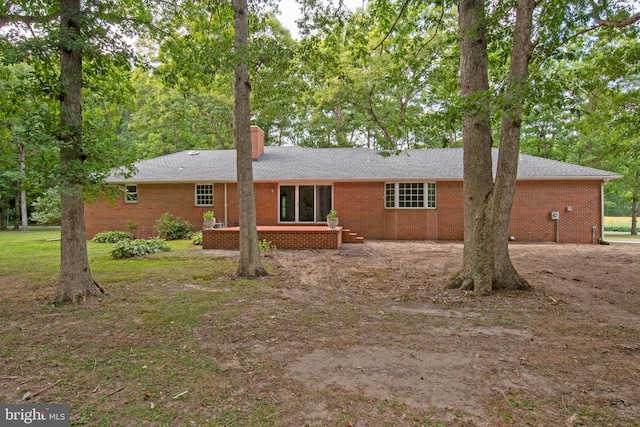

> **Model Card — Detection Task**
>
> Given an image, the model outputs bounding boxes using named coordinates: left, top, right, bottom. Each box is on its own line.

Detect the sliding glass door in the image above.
left=279, top=185, right=332, bottom=223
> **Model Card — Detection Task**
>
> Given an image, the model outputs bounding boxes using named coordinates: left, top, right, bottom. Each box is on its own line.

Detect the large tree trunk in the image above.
left=631, top=170, right=638, bottom=235
left=448, top=0, right=534, bottom=295
left=233, top=0, right=267, bottom=278
left=19, top=142, right=28, bottom=232
left=55, top=0, right=101, bottom=303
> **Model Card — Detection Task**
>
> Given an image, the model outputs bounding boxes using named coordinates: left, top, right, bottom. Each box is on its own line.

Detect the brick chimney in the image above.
left=251, top=126, right=264, bottom=160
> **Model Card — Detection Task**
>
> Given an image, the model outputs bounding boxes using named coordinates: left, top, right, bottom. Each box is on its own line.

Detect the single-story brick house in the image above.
left=85, top=126, right=620, bottom=247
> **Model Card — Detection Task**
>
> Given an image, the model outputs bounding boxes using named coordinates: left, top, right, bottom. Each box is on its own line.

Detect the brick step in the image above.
left=342, top=229, right=365, bottom=244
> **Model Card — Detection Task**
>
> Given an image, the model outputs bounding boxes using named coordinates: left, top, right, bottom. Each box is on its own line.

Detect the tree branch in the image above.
left=588, top=0, right=640, bottom=28
left=0, top=12, right=59, bottom=28
left=416, top=0, right=445, bottom=56
left=592, top=13, right=640, bottom=28
left=372, top=0, right=411, bottom=52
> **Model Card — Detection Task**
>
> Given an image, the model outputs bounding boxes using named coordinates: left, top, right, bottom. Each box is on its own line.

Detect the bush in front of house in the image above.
left=189, top=231, right=203, bottom=245
left=93, top=231, right=133, bottom=243
left=110, top=237, right=170, bottom=259
left=154, top=212, right=193, bottom=240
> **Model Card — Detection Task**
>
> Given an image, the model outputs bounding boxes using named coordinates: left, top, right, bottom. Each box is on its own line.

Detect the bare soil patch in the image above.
left=197, top=241, right=640, bottom=426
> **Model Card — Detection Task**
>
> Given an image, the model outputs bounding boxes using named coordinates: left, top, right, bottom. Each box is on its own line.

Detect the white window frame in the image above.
left=124, top=184, right=138, bottom=204
left=195, top=184, right=214, bottom=207
left=385, top=182, right=436, bottom=208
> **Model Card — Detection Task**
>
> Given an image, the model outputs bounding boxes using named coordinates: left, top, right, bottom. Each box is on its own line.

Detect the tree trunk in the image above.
left=233, top=0, right=267, bottom=278
left=14, top=186, right=20, bottom=230
left=55, top=0, right=101, bottom=303
left=631, top=170, right=638, bottom=235
left=0, top=204, right=6, bottom=230
left=448, top=0, right=533, bottom=295
left=19, top=142, right=28, bottom=232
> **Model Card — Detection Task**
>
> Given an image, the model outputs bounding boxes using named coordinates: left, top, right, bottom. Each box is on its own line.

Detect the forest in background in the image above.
left=1, top=0, right=638, bottom=227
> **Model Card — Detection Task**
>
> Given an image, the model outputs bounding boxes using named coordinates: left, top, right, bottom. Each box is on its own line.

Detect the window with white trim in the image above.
left=385, top=182, right=436, bottom=208
left=125, top=184, right=137, bottom=203
left=195, top=184, right=213, bottom=206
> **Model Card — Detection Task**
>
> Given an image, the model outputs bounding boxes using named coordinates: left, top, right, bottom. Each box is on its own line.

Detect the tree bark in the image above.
left=55, top=0, right=101, bottom=303
left=0, top=204, right=6, bottom=230
left=19, top=142, right=28, bottom=232
left=233, top=0, right=267, bottom=278
left=447, top=0, right=533, bottom=295
left=14, top=186, right=20, bottom=230
left=631, top=170, right=638, bottom=235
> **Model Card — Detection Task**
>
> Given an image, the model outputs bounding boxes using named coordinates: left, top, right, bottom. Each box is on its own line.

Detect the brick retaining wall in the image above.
left=203, top=226, right=343, bottom=250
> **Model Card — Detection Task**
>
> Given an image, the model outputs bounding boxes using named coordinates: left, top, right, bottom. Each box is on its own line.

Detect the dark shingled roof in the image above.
left=107, top=147, right=621, bottom=183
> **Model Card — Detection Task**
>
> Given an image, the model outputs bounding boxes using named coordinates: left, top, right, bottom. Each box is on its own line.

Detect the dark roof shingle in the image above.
left=107, top=147, right=621, bottom=183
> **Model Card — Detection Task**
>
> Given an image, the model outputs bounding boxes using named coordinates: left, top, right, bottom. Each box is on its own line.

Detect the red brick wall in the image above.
left=331, top=182, right=440, bottom=240
left=203, top=227, right=342, bottom=250
left=431, top=180, right=602, bottom=243
left=510, top=180, right=602, bottom=243
left=85, top=179, right=603, bottom=244
left=85, top=183, right=226, bottom=238
left=437, top=181, right=464, bottom=240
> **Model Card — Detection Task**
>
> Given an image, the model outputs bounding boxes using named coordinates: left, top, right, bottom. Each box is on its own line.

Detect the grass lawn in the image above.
left=0, top=229, right=277, bottom=425
left=604, top=216, right=635, bottom=232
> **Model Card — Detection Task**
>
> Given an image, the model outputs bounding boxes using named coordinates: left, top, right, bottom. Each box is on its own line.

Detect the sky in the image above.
left=276, top=0, right=303, bottom=38
left=276, top=0, right=365, bottom=39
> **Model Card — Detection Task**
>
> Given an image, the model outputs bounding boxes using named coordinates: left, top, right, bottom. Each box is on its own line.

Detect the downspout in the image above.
left=224, top=183, right=228, bottom=227
left=600, top=181, right=605, bottom=243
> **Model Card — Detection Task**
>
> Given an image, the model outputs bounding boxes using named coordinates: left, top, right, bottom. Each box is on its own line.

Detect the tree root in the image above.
left=446, top=269, right=532, bottom=295
left=94, top=280, right=105, bottom=294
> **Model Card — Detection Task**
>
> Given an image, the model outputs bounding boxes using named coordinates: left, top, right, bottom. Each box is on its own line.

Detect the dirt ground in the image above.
left=2, top=239, right=639, bottom=426
left=197, top=240, right=640, bottom=426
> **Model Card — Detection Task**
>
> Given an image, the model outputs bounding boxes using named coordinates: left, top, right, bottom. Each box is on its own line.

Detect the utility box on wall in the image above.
left=550, top=211, right=560, bottom=220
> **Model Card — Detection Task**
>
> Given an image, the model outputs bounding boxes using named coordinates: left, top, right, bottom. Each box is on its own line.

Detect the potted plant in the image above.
left=326, top=209, right=339, bottom=229
left=203, top=211, right=216, bottom=229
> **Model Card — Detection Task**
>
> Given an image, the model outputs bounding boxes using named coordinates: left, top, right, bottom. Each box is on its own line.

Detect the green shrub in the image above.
left=190, top=231, right=203, bottom=245
left=259, top=239, right=276, bottom=254
left=110, top=238, right=170, bottom=259
left=93, top=230, right=133, bottom=243
left=604, top=225, right=632, bottom=232
left=154, top=212, right=193, bottom=240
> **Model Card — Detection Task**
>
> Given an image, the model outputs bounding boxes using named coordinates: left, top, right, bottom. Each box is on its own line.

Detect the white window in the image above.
left=385, top=182, right=435, bottom=208
left=125, top=184, right=137, bottom=203
left=195, top=184, right=214, bottom=206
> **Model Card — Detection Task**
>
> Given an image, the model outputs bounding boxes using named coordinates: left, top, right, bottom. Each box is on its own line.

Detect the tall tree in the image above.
left=447, top=0, right=535, bottom=294
left=447, top=0, right=638, bottom=294
left=1, top=1, right=153, bottom=302
left=233, top=0, right=267, bottom=278
left=55, top=0, right=101, bottom=302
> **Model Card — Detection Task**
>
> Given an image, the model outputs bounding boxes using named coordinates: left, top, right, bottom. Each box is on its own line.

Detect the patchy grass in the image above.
left=0, top=229, right=275, bottom=425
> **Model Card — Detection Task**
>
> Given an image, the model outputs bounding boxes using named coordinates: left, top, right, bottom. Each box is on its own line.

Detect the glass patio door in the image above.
left=279, top=185, right=332, bottom=223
